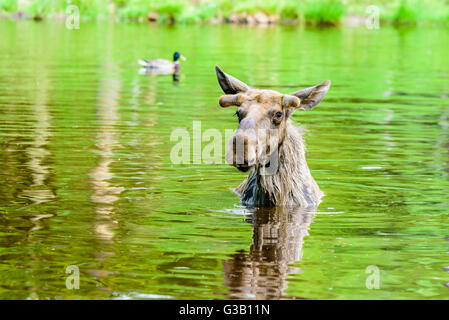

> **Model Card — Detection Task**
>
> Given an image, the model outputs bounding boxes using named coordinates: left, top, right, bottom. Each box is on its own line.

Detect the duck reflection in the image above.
left=222, top=206, right=316, bottom=299
left=138, top=68, right=180, bottom=84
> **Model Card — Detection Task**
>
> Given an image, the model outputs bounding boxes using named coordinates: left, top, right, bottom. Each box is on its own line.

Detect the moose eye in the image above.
left=275, top=111, right=283, bottom=119
left=272, top=111, right=284, bottom=124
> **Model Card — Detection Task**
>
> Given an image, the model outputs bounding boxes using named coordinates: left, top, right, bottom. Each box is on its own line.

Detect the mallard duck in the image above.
left=138, top=51, right=186, bottom=75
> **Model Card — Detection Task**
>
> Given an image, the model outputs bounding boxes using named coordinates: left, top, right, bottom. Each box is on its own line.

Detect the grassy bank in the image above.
left=1, top=0, right=449, bottom=26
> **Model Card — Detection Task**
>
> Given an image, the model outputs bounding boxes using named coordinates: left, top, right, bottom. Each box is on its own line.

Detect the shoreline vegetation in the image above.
left=1, top=0, right=449, bottom=27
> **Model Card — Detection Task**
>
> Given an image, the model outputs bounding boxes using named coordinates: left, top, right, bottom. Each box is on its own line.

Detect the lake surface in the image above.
left=0, top=20, right=448, bottom=300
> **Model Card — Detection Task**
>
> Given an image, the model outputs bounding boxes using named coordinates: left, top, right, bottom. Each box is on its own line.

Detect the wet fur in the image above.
left=236, top=120, right=322, bottom=207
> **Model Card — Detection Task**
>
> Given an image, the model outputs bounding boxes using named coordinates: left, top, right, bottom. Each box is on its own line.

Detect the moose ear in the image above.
left=215, top=65, right=249, bottom=94
left=291, top=80, right=331, bottom=110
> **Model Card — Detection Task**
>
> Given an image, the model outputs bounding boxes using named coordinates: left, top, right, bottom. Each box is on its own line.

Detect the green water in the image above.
left=0, top=20, right=448, bottom=300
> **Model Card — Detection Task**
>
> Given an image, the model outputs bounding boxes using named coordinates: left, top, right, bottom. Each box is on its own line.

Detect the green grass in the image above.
left=24, top=0, right=58, bottom=19
left=279, top=2, right=300, bottom=20
left=393, top=0, right=425, bottom=24
left=0, top=0, right=18, bottom=12
left=391, top=0, right=449, bottom=24
left=302, top=0, right=345, bottom=25
left=1, top=0, right=449, bottom=26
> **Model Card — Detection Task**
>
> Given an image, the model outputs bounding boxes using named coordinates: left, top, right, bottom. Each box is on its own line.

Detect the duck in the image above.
left=138, top=51, right=186, bottom=75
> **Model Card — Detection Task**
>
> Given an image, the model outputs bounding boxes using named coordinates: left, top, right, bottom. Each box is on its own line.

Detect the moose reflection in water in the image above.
left=222, top=206, right=315, bottom=299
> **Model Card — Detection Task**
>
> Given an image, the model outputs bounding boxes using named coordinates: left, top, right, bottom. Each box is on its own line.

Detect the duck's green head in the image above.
left=173, top=52, right=186, bottom=62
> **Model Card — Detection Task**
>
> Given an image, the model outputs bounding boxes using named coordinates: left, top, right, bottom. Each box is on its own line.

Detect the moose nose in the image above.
left=226, top=131, right=257, bottom=169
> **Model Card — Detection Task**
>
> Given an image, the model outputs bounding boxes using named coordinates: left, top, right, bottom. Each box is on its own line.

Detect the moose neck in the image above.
left=237, top=121, right=322, bottom=207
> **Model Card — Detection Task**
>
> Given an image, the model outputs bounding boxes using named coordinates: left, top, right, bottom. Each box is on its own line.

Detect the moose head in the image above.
left=216, top=66, right=330, bottom=207
left=216, top=66, right=330, bottom=174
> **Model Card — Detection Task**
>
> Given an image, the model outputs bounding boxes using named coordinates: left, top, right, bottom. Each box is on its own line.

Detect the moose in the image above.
left=216, top=66, right=331, bottom=207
